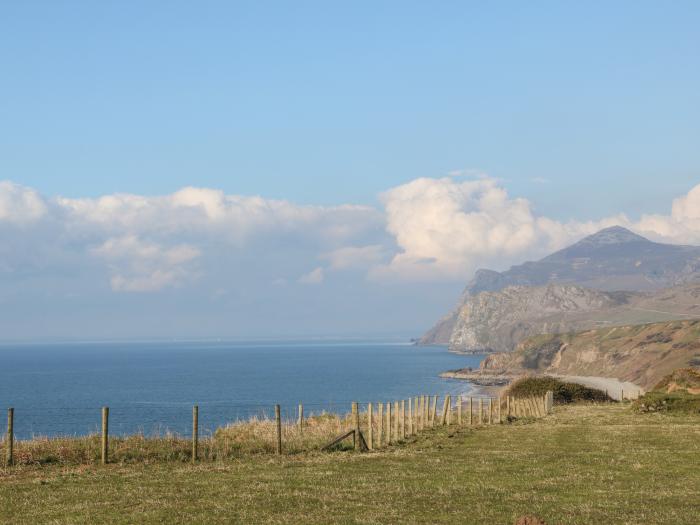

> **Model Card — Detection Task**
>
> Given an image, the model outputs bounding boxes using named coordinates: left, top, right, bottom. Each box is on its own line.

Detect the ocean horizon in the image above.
left=0, top=340, right=483, bottom=439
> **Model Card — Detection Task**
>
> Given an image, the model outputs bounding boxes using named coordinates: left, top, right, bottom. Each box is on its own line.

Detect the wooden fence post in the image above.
left=414, top=397, right=419, bottom=432
left=487, top=399, right=492, bottom=424
left=419, top=396, right=424, bottom=430
left=400, top=400, right=406, bottom=440
left=477, top=398, right=482, bottom=425
left=424, top=395, right=429, bottom=429
left=101, top=407, right=109, bottom=465
left=192, top=405, right=199, bottom=463
left=275, top=404, right=282, bottom=455
left=457, top=395, right=462, bottom=425
left=6, top=408, right=13, bottom=467
left=298, top=404, right=304, bottom=433
left=430, top=396, right=437, bottom=428
left=367, top=403, right=373, bottom=450
left=469, top=397, right=473, bottom=425
left=620, top=389, right=624, bottom=402
left=352, top=402, right=360, bottom=451
left=394, top=401, right=399, bottom=439
left=378, top=402, right=384, bottom=446
left=408, top=398, right=413, bottom=436
left=417, top=396, right=421, bottom=431
left=440, top=396, right=449, bottom=425
left=497, top=396, right=501, bottom=424
left=447, top=395, right=452, bottom=425
left=387, top=402, right=392, bottom=444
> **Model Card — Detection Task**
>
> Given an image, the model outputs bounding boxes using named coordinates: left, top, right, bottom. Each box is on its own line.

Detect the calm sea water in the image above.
left=0, top=341, right=483, bottom=439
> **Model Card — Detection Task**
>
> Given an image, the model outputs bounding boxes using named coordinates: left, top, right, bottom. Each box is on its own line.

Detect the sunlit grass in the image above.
left=1, top=404, right=699, bottom=524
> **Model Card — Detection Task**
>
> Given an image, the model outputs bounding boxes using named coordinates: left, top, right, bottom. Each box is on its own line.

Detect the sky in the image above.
left=1, top=1, right=699, bottom=341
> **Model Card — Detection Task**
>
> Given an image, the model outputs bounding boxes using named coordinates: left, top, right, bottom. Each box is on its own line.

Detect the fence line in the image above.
left=2, top=392, right=555, bottom=467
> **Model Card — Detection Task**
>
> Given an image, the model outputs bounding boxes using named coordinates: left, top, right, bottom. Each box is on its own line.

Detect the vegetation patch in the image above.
left=506, top=376, right=611, bottom=404
left=634, top=391, right=700, bottom=414
left=652, top=367, right=700, bottom=394
left=0, top=412, right=355, bottom=467
left=2, top=405, right=700, bottom=524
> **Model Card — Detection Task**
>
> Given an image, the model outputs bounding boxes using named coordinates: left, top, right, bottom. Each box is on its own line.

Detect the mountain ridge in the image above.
left=421, top=226, right=700, bottom=348
left=475, top=319, right=700, bottom=390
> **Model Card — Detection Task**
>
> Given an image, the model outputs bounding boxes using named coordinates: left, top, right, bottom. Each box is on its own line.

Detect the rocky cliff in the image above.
left=447, top=284, right=630, bottom=353
left=421, top=226, right=700, bottom=349
left=477, top=319, right=700, bottom=390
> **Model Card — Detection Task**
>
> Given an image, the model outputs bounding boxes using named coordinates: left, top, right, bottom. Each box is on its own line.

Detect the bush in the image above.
left=652, top=368, right=700, bottom=394
left=634, top=391, right=700, bottom=414
left=507, top=376, right=611, bottom=404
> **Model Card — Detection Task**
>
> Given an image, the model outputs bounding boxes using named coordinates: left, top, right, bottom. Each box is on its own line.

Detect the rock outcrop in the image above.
left=447, top=284, right=630, bottom=353
left=420, top=226, right=700, bottom=351
left=475, top=319, right=700, bottom=390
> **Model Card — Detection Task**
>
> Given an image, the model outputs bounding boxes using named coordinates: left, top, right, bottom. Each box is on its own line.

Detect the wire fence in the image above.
left=1, top=392, right=555, bottom=467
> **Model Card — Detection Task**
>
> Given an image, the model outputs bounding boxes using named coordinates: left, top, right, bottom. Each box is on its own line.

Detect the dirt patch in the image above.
left=515, top=516, right=546, bottom=525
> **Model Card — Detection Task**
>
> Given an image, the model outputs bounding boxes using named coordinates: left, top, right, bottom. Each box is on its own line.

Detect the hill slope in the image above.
left=422, top=226, right=700, bottom=347
left=446, top=282, right=700, bottom=353
left=478, top=319, right=700, bottom=390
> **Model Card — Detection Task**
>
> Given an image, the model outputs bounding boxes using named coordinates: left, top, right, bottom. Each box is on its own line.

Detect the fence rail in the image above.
left=2, top=392, right=554, bottom=467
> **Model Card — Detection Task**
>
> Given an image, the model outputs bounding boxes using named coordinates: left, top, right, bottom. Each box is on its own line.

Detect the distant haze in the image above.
left=2, top=181, right=700, bottom=342
left=0, top=3, right=699, bottom=340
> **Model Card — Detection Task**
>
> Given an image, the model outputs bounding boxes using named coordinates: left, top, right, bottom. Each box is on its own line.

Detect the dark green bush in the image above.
left=507, top=376, right=612, bottom=404
left=634, top=391, right=700, bottom=414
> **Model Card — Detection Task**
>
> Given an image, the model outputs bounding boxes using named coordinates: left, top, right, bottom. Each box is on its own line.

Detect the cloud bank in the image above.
left=1, top=177, right=700, bottom=296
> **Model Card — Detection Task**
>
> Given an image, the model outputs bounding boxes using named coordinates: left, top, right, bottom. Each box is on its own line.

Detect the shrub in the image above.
left=507, top=376, right=611, bottom=404
left=652, top=368, right=700, bottom=394
left=634, top=391, right=700, bottom=414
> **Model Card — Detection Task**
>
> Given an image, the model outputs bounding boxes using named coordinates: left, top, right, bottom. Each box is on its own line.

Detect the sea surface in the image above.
left=0, top=341, right=484, bottom=439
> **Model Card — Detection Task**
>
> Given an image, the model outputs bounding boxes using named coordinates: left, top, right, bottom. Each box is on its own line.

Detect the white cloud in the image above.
left=632, top=184, right=700, bottom=245
left=321, top=245, right=386, bottom=270
left=375, top=177, right=545, bottom=280
left=373, top=177, right=700, bottom=281
left=0, top=181, right=47, bottom=224
left=91, top=235, right=201, bottom=292
left=1, top=179, right=700, bottom=295
left=298, top=267, right=324, bottom=285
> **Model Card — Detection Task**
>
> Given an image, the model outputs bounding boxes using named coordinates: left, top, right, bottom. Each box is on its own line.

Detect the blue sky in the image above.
left=3, top=1, right=698, bottom=216
left=1, top=2, right=699, bottom=340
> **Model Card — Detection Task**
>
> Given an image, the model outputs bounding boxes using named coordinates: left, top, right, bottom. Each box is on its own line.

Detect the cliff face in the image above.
left=447, top=284, right=628, bottom=353
left=479, top=320, right=700, bottom=390
left=421, top=226, right=700, bottom=348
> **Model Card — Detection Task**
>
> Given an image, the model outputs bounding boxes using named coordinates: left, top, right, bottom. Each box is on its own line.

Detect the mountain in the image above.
left=446, top=282, right=700, bottom=353
left=475, top=319, right=700, bottom=390
left=421, top=226, right=700, bottom=348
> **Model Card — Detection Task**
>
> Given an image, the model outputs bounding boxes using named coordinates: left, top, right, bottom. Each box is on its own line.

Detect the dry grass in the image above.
left=1, top=404, right=699, bottom=524
left=0, top=412, right=362, bottom=466
left=213, top=412, right=353, bottom=455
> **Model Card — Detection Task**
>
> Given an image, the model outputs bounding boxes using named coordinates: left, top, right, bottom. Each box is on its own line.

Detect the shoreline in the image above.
left=440, top=368, right=645, bottom=401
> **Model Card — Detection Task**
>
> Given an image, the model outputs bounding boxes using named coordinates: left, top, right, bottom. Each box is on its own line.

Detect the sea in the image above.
left=0, top=340, right=484, bottom=439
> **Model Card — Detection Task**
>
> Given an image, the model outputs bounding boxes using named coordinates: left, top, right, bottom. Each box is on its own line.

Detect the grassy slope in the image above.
left=506, top=320, right=700, bottom=389
left=2, top=405, right=699, bottom=524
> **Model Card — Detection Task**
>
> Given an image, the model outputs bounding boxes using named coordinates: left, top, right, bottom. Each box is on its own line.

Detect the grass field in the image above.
left=1, top=404, right=699, bottom=524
